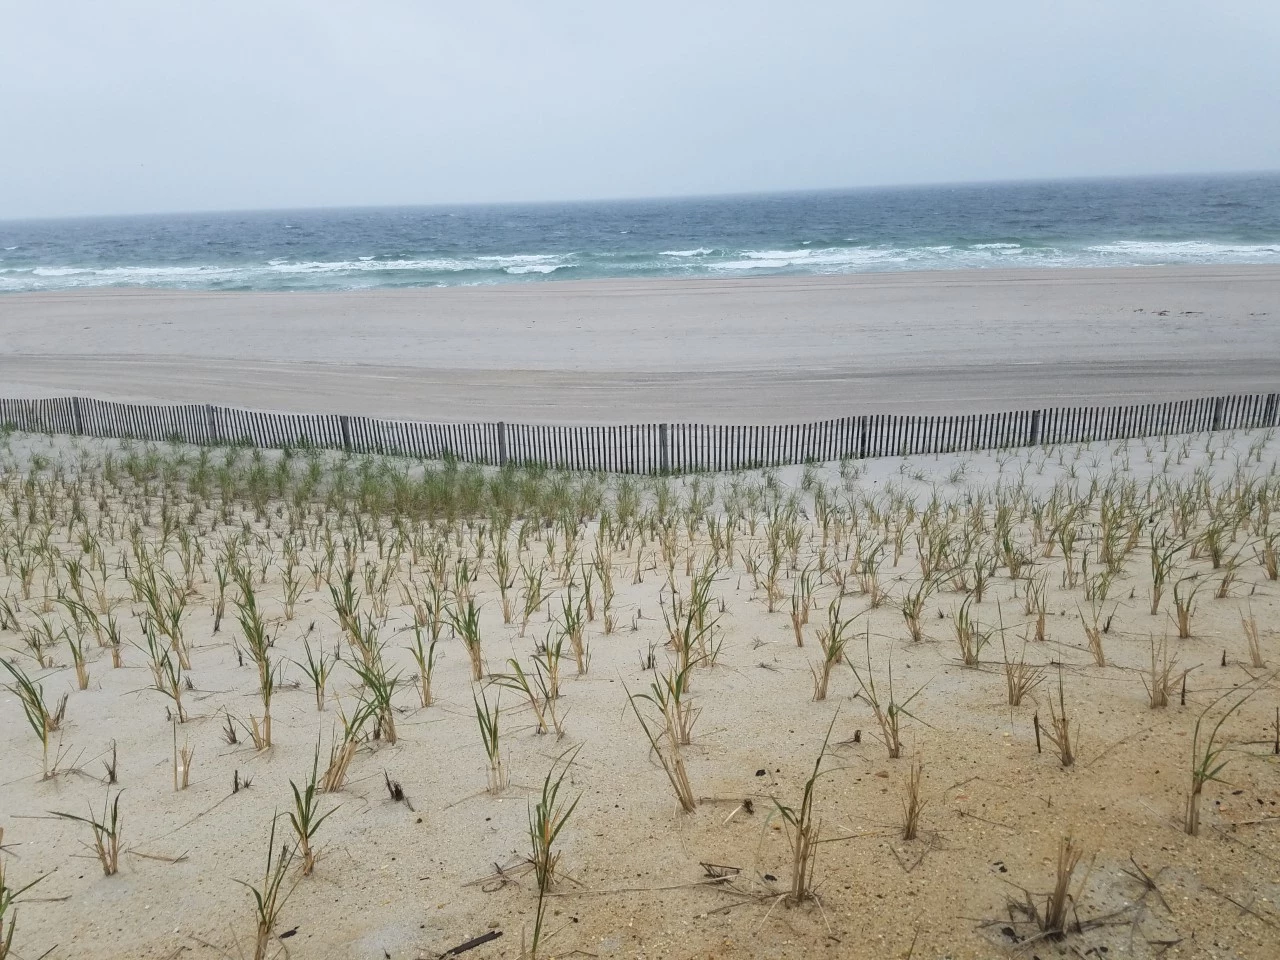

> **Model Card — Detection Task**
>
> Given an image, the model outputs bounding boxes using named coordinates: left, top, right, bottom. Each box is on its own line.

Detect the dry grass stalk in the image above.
left=1079, top=604, right=1107, bottom=667
left=1172, top=575, right=1201, bottom=639
left=1025, top=573, right=1049, bottom=643
left=901, top=756, right=926, bottom=841
left=900, top=579, right=934, bottom=643
left=52, top=791, right=122, bottom=877
left=1003, top=641, right=1044, bottom=707
left=1041, top=671, right=1075, bottom=767
left=1142, top=634, right=1180, bottom=709
left=172, top=722, right=194, bottom=791
left=1242, top=609, right=1265, bottom=668
left=953, top=596, right=988, bottom=666
left=321, top=700, right=374, bottom=793
left=1042, top=835, right=1084, bottom=936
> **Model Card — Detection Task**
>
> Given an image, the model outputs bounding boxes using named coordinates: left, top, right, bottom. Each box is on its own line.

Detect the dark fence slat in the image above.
left=3, top=392, right=1275, bottom=475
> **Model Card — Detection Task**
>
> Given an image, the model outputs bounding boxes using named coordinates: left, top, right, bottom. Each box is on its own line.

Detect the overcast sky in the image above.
left=3, top=1, right=1279, bottom=219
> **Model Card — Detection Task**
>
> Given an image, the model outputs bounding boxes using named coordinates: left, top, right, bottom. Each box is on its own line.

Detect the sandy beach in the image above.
left=2, top=427, right=1278, bottom=960
left=2, top=266, right=1277, bottom=423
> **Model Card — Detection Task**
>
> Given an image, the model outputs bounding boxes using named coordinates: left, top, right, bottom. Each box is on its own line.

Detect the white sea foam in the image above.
left=1086, top=240, right=1280, bottom=261
left=710, top=247, right=916, bottom=272
left=504, top=264, right=566, bottom=275
left=0, top=253, right=579, bottom=291
left=1, top=238, right=1277, bottom=292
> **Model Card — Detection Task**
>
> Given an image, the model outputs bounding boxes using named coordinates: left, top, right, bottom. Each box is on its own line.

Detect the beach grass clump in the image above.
left=1079, top=602, right=1107, bottom=668
left=236, top=816, right=298, bottom=960
left=474, top=686, right=506, bottom=793
left=449, top=597, right=486, bottom=681
left=1142, top=635, right=1180, bottom=709
left=624, top=681, right=696, bottom=813
left=1149, top=528, right=1185, bottom=616
left=1024, top=572, right=1049, bottom=643
left=773, top=714, right=837, bottom=904
left=1039, top=671, right=1075, bottom=768
left=141, top=619, right=187, bottom=722
left=295, top=634, right=335, bottom=712
left=1, top=659, right=64, bottom=778
left=635, top=659, right=700, bottom=746
left=1171, top=575, right=1203, bottom=639
left=811, top=596, right=854, bottom=700
left=953, top=595, right=989, bottom=667
left=406, top=622, right=439, bottom=708
left=557, top=588, right=589, bottom=676
left=52, top=791, right=123, bottom=876
left=1185, top=687, right=1257, bottom=835
left=288, top=752, right=338, bottom=876
left=348, top=635, right=400, bottom=745
left=321, top=699, right=376, bottom=794
left=492, top=658, right=552, bottom=736
left=900, top=756, right=926, bottom=841
left=1042, top=835, right=1084, bottom=937
left=519, top=562, right=552, bottom=639
left=0, top=838, right=45, bottom=960
left=900, top=578, right=935, bottom=643
left=528, top=747, right=580, bottom=892
left=848, top=636, right=925, bottom=759
left=1003, top=640, right=1044, bottom=707
left=527, top=748, right=582, bottom=959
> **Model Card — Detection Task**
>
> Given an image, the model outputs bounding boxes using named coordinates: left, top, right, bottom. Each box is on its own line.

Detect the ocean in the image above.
left=2, top=173, right=1278, bottom=293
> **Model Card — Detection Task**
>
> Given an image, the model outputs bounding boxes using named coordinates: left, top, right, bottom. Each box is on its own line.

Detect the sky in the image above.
left=3, top=0, right=1279, bottom=219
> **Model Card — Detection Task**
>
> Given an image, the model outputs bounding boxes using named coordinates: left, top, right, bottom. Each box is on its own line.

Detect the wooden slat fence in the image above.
left=1, top=392, right=1276, bottom=475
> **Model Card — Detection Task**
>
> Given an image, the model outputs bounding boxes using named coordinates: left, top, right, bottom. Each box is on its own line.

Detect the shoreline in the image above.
left=2, top=265, right=1277, bottom=423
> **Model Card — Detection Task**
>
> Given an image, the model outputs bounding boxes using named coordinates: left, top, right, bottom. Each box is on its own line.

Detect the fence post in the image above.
left=659, top=423, right=670, bottom=474
left=340, top=415, right=352, bottom=453
left=1028, top=409, right=1041, bottom=447
left=71, top=396, right=84, bottom=436
left=858, top=416, right=869, bottom=459
left=497, top=421, right=509, bottom=467
left=205, top=405, right=220, bottom=445
left=1211, top=396, right=1225, bottom=432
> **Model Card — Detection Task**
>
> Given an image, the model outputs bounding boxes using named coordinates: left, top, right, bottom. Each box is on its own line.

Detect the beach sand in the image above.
left=1, top=266, right=1278, bottom=423
left=2, top=428, right=1279, bottom=960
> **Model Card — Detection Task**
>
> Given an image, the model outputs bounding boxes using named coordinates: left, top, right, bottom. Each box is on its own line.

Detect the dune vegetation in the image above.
left=1, top=425, right=1278, bottom=959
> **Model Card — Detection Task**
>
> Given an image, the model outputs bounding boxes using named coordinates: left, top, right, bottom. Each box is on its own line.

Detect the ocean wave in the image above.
left=0, top=253, right=580, bottom=290
left=2, top=237, right=1279, bottom=293
left=1086, top=240, right=1280, bottom=260
left=504, top=264, right=568, bottom=275
left=710, top=246, right=925, bottom=272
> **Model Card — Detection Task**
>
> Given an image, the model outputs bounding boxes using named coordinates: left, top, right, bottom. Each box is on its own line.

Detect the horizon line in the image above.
left=4, top=167, right=1278, bottom=226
